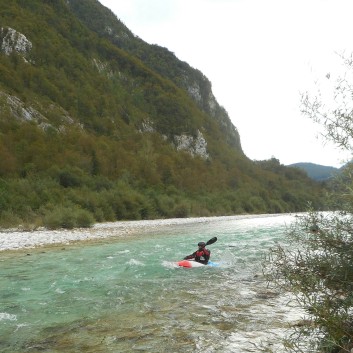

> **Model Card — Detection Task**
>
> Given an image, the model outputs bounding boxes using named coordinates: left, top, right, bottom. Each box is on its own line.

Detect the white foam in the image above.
left=0, top=312, right=17, bottom=321
left=127, top=259, right=145, bottom=266
left=14, top=323, right=28, bottom=332
left=161, top=260, right=178, bottom=269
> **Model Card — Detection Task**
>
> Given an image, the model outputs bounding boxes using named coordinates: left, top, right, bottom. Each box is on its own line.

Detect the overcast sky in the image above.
left=99, top=0, right=353, bottom=167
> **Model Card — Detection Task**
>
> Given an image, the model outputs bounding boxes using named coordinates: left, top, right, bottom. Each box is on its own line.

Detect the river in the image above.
left=0, top=214, right=305, bottom=352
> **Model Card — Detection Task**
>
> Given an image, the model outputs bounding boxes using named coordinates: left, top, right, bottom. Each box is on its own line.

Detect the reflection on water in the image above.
left=0, top=214, right=304, bottom=352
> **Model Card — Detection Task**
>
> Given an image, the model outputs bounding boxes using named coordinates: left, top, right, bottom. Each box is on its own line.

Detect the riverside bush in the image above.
left=264, top=51, right=353, bottom=352
left=0, top=169, right=325, bottom=230
left=172, top=202, right=189, bottom=218
left=0, top=210, right=22, bottom=229
left=264, top=209, right=353, bottom=352
left=43, top=206, right=94, bottom=229
left=75, top=209, right=95, bottom=228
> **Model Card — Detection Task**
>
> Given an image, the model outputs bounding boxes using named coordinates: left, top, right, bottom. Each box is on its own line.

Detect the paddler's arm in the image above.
left=184, top=251, right=196, bottom=260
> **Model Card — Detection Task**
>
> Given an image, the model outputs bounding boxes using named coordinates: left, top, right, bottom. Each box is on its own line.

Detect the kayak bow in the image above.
left=177, top=259, right=218, bottom=268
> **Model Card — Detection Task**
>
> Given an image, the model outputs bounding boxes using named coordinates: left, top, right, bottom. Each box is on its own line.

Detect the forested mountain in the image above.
left=288, top=163, right=339, bottom=181
left=0, top=0, right=326, bottom=228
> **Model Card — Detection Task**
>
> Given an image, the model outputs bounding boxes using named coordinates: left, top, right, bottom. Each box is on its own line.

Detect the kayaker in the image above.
left=184, top=242, right=211, bottom=264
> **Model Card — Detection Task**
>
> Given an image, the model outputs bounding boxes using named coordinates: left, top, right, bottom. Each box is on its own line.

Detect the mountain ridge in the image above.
left=288, top=162, right=339, bottom=181
left=67, top=0, right=242, bottom=150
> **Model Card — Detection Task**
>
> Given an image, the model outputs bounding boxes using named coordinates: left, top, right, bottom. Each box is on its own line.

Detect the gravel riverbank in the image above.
left=0, top=215, right=250, bottom=251
left=0, top=214, right=289, bottom=252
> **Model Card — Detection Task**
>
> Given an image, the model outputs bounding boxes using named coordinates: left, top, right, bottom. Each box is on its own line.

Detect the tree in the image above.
left=264, top=53, right=353, bottom=353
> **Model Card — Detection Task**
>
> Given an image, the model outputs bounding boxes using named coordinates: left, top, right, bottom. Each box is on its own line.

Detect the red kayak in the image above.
left=177, top=259, right=218, bottom=268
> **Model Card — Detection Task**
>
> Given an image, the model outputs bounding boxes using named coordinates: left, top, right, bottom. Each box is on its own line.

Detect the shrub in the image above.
left=58, top=168, right=85, bottom=188
left=173, top=202, right=189, bottom=218
left=43, top=206, right=94, bottom=229
left=264, top=210, right=353, bottom=352
left=155, top=194, right=175, bottom=217
left=0, top=210, right=22, bottom=229
left=75, top=208, right=95, bottom=228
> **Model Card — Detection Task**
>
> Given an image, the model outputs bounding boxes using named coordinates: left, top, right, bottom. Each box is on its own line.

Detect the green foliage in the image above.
left=58, top=167, right=85, bottom=188
left=43, top=205, right=94, bottom=229
left=172, top=202, right=190, bottom=218
left=0, top=108, right=327, bottom=229
left=264, top=209, right=353, bottom=352
left=264, top=54, right=353, bottom=352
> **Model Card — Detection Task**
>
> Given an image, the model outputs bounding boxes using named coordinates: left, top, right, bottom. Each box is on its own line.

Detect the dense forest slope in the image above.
left=0, top=0, right=325, bottom=228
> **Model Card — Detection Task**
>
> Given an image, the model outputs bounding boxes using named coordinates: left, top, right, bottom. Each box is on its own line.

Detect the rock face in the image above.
left=139, top=120, right=209, bottom=159
left=185, top=76, right=242, bottom=152
left=0, top=27, right=32, bottom=57
left=174, top=130, right=209, bottom=159
left=0, top=91, right=75, bottom=130
left=186, top=78, right=217, bottom=118
left=0, top=91, right=46, bottom=123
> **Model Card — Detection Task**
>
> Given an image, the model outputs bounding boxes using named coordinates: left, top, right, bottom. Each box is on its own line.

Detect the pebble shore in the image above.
left=0, top=216, right=240, bottom=251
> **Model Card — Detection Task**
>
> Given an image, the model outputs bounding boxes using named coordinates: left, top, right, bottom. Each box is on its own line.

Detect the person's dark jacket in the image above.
left=184, top=248, right=210, bottom=264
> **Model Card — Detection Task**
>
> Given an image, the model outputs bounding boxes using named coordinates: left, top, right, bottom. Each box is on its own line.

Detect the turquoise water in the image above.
left=0, top=214, right=299, bottom=352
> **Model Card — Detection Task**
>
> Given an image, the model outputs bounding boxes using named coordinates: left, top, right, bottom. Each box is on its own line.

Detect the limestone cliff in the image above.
left=0, top=27, right=32, bottom=58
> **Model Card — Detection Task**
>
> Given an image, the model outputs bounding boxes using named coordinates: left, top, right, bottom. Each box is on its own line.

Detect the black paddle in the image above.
left=205, top=237, right=217, bottom=246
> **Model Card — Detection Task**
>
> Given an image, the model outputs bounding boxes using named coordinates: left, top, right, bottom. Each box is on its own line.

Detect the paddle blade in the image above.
left=206, top=237, right=217, bottom=246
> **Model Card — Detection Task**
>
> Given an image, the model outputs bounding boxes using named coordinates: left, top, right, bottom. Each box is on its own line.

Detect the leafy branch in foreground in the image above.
left=264, top=52, right=353, bottom=352
left=264, top=209, right=353, bottom=352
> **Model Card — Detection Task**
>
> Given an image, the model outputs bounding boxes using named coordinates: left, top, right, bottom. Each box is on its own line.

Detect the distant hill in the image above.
left=288, top=163, right=339, bottom=181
